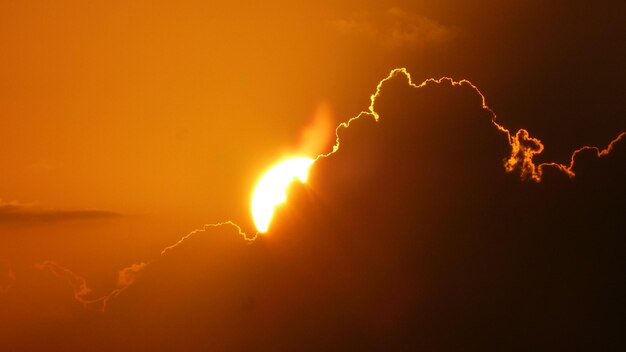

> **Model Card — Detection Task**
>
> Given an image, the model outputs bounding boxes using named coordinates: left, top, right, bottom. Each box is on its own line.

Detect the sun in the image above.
left=252, top=157, right=315, bottom=233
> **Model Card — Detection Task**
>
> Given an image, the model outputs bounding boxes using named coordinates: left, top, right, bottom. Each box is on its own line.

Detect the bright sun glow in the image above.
left=252, top=157, right=315, bottom=233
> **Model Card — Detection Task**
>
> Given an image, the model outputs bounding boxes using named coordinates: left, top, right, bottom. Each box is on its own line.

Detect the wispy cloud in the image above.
left=36, top=260, right=146, bottom=311
left=0, top=199, right=120, bottom=223
left=331, top=8, right=456, bottom=48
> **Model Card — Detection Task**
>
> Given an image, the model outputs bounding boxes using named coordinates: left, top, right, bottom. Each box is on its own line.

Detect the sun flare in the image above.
left=251, top=157, right=315, bottom=233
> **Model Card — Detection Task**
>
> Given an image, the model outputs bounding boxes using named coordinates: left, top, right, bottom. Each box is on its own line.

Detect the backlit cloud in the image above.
left=12, top=69, right=625, bottom=350
left=36, top=69, right=625, bottom=317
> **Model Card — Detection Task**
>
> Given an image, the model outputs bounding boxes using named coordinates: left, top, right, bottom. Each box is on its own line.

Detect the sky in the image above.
left=1, top=1, right=625, bottom=350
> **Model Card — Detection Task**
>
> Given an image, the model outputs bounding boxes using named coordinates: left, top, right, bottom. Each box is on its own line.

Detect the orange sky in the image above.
left=1, top=1, right=625, bottom=351
left=0, top=1, right=465, bottom=261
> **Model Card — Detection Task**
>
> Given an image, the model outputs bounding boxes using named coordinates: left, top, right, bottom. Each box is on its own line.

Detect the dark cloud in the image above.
left=8, top=70, right=624, bottom=351
left=0, top=200, right=120, bottom=224
left=263, top=73, right=625, bottom=350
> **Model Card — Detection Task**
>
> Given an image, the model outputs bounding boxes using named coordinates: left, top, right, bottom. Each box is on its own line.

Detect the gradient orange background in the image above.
left=1, top=1, right=625, bottom=351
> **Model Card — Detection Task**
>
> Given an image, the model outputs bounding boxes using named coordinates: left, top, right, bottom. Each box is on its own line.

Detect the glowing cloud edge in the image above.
left=37, top=68, right=626, bottom=311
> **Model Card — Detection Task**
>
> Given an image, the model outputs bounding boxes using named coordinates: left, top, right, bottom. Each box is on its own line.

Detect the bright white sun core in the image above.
left=251, top=157, right=315, bottom=233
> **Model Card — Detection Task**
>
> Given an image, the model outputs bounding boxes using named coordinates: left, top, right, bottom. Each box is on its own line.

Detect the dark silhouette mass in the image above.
left=4, top=73, right=623, bottom=351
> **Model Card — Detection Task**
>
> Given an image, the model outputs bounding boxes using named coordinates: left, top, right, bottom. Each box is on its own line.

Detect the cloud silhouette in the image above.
left=7, top=69, right=625, bottom=351
left=265, top=71, right=626, bottom=350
